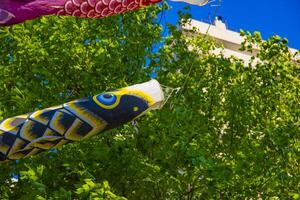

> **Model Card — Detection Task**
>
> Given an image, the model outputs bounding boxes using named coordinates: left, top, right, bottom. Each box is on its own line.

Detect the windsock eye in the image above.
left=97, top=93, right=117, bottom=105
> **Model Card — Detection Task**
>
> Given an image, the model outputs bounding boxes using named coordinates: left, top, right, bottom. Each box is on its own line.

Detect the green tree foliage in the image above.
left=0, top=5, right=299, bottom=200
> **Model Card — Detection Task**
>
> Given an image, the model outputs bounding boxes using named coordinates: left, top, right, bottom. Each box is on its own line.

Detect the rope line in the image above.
left=180, top=0, right=222, bottom=91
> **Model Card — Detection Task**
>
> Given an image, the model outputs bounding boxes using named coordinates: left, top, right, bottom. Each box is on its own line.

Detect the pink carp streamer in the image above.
left=0, top=0, right=161, bottom=26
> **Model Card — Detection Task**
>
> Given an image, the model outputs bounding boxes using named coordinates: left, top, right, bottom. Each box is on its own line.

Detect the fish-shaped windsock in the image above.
left=0, top=80, right=164, bottom=163
left=0, top=0, right=210, bottom=26
left=0, top=0, right=162, bottom=26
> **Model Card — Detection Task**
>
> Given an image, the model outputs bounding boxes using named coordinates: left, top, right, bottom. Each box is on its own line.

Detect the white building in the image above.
left=182, top=17, right=299, bottom=64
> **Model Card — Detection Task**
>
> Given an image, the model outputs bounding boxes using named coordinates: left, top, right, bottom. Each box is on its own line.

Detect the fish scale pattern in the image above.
left=0, top=85, right=155, bottom=163
left=0, top=0, right=162, bottom=26
left=0, top=99, right=107, bottom=163
left=56, top=0, right=161, bottom=18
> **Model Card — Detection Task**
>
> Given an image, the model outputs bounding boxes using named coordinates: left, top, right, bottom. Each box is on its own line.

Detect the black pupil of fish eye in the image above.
left=103, top=94, right=112, bottom=99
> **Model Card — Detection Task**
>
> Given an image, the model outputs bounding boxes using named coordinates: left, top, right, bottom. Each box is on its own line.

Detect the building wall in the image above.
left=182, top=18, right=299, bottom=65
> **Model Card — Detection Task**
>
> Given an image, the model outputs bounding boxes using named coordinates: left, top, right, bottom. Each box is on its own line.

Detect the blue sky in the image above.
left=162, top=0, right=300, bottom=49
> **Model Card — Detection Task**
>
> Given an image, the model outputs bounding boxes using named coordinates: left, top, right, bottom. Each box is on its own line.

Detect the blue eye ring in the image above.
left=96, top=93, right=117, bottom=106
left=93, top=93, right=120, bottom=109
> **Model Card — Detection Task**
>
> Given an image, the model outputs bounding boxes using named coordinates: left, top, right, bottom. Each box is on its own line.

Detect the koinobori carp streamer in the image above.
left=0, top=80, right=164, bottom=163
left=0, top=0, right=161, bottom=26
left=0, top=0, right=210, bottom=26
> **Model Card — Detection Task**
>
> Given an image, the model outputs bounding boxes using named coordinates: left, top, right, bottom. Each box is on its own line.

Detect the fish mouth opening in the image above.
left=124, top=79, right=165, bottom=110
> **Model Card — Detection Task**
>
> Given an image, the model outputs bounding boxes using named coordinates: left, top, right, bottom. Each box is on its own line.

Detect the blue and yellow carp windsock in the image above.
left=0, top=80, right=164, bottom=163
